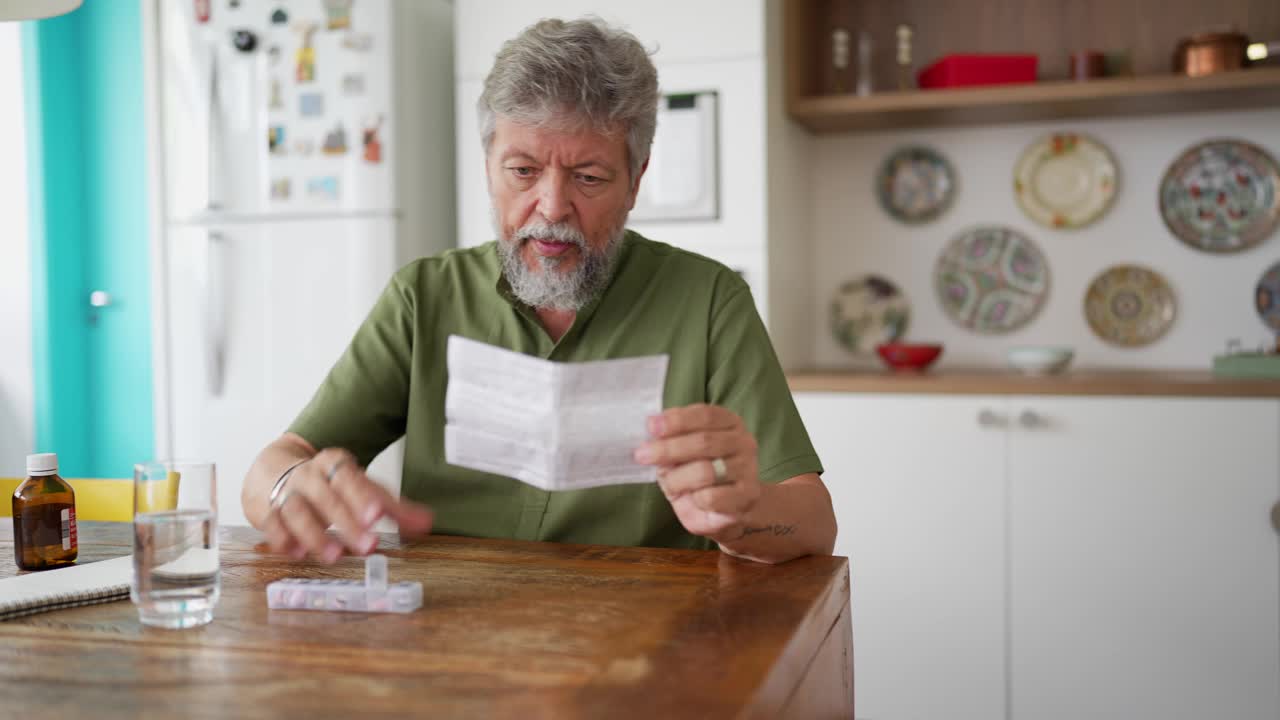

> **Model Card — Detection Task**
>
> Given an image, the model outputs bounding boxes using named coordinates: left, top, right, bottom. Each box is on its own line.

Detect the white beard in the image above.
left=493, top=212, right=628, bottom=311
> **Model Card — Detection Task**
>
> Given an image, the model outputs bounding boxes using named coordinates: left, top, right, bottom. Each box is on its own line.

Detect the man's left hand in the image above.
left=633, top=404, right=761, bottom=542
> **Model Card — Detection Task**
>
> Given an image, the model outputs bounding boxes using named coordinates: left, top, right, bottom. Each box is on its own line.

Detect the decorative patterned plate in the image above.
left=877, top=146, right=956, bottom=224
left=1257, top=260, right=1280, bottom=332
left=829, top=275, right=910, bottom=354
left=934, top=226, right=1050, bottom=334
left=1159, top=139, right=1280, bottom=253
left=1014, top=133, right=1118, bottom=229
left=1084, top=265, right=1177, bottom=347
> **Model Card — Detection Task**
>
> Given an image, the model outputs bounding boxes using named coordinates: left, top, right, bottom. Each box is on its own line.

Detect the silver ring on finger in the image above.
left=270, top=487, right=294, bottom=511
left=326, top=458, right=350, bottom=483
left=710, top=457, right=731, bottom=486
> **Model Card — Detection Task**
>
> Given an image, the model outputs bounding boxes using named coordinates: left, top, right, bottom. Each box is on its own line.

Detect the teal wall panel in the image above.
left=24, top=0, right=153, bottom=478
left=22, top=15, right=90, bottom=474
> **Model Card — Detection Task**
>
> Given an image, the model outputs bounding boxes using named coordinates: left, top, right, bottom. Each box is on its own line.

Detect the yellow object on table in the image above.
left=135, top=471, right=180, bottom=514
left=0, top=478, right=134, bottom=522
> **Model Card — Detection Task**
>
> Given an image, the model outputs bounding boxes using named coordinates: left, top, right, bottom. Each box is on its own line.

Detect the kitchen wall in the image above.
left=0, top=23, right=35, bottom=476
left=808, top=107, right=1280, bottom=370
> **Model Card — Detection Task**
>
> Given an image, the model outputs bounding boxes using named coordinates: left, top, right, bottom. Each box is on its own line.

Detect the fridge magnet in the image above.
left=935, top=225, right=1050, bottom=334
left=307, top=176, right=340, bottom=200
left=1159, top=139, right=1280, bottom=254
left=194, top=0, right=210, bottom=23
left=268, top=125, right=285, bottom=154
left=1084, top=265, right=1176, bottom=347
left=341, top=33, right=373, bottom=52
left=1014, top=133, right=1117, bottom=229
left=322, top=124, right=348, bottom=155
left=324, top=0, right=353, bottom=31
left=299, top=92, right=324, bottom=117
left=828, top=274, right=910, bottom=355
left=270, top=178, right=291, bottom=201
left=362, top=116, right=383, bottom=164
left=293, top=139, right=315, bottom=156
left=232, top=29, right=258, bottom=53
left=296, top=25, right=317, bottom=83
left=269, top=78, right=283, bottom=110
left=270, top=7, right=288, bottom=24
left=342, top=73, right=365, bottom=96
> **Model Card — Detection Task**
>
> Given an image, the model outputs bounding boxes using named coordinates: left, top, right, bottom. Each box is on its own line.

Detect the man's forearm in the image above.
left=715, top=475, right=837, bottom=564
left=241, top=434, right=317, bottom=529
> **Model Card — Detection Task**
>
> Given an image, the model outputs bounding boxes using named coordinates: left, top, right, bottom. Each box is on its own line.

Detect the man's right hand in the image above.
left=260, top=447, right=433, bottom=564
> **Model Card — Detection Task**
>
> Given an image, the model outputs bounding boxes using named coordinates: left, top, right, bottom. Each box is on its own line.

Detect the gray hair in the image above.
left=478, top=18, right=659, bottom=180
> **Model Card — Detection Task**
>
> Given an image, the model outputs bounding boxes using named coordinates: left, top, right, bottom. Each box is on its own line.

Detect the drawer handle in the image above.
left=1018, top=410, right=1043, bottom=429
left=1272, top=501, right=1280, bottom=535
left=977, top=409, right=1004, bottom=428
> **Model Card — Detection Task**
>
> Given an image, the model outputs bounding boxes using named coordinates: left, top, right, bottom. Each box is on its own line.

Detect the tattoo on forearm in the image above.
left=738, top=524, right=797, bottom=539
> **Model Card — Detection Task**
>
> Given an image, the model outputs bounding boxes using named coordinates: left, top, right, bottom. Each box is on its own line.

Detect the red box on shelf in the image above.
left=917, top=54, right=1039, bottom=89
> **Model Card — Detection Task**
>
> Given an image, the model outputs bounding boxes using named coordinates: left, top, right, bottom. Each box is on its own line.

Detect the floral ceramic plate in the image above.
left=1256, top=260, right=1280, bottom=332
left=877, top=146, right=956, bottom=224
left=934, top=226, right=1050, bottom=334
left=1159, top=139, right=1280, bottom=253
left=1084, top=265, right=1177, bottom=347
left=829, top=274, right=910, bottom=354
left=1014, top=133, right=1118, bottom=229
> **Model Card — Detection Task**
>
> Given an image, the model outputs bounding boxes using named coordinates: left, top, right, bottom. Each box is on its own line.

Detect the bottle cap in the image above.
left=26, top=453, right=58, bottom=476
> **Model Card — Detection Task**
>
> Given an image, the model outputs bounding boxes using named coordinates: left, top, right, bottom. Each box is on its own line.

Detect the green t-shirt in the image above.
left=289, top=231, right=822, bottom=550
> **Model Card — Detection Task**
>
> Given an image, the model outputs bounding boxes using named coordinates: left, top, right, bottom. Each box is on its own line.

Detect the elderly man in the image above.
left=241, top=18, right=835, bottom=564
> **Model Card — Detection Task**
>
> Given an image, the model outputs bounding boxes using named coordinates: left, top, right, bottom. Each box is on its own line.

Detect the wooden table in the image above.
left=0, top=520, right=852, bottom=719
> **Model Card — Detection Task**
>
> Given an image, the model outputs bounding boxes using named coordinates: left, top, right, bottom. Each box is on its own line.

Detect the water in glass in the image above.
left=132, top=509, right=220, bottom=629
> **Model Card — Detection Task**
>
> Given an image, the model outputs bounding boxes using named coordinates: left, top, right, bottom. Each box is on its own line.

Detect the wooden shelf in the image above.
left=783, top=0, right=1280, bottom=132
left=790, top=68, right=1280, bottom=133
left=787, top=369, right=1280, bottom=398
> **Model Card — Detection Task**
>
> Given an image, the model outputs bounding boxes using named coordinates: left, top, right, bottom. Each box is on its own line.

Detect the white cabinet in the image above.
left=1007, top=397, right=1280, bottom=720
left=452, top=0, right=764, bottom=81
left=798, top=393, right=1008, bottom=720
left=795, top=392, right=1280, bottom=720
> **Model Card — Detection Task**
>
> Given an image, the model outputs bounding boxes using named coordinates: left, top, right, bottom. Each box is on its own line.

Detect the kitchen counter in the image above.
left=787, top=369, right=1280, bottom=398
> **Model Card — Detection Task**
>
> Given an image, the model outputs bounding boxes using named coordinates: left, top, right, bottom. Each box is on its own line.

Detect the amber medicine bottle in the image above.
left=12, top=453, right=78, bottom=570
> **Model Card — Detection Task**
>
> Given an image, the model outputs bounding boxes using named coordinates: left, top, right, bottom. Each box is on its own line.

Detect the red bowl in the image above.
left=875, top=343, right=944, bottom=372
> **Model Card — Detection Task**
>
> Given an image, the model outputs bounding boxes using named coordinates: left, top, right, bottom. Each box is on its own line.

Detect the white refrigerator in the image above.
left=152, top=0, right=455, bottom=526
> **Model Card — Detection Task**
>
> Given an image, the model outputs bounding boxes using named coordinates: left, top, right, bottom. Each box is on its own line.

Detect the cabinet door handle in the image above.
left=1018, top=410, right=1042, bottom=429
left=977, top=409, right=1004, bottom=428
left=1271, top=501, right=1280, bottom=536
left=204, top=232, right=227, bottom=396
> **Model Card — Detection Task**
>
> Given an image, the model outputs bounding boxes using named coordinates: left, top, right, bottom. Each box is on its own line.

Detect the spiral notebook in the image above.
left=0, top=556, right=132, bottom=621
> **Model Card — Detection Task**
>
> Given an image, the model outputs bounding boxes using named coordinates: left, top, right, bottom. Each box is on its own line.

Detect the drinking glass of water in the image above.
left=131, top=460, right=219, bottom=629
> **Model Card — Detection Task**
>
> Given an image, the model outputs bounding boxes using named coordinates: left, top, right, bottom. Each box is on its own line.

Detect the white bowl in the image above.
left=1007, top=346, right=1074, bottom=375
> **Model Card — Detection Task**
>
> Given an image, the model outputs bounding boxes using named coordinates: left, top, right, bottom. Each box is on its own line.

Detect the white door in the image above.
left=1007, top=396, right=1280, bottom=720
left=796, top=392, right=1009, bottom=720
left=165, top=217, right=398, bottom=527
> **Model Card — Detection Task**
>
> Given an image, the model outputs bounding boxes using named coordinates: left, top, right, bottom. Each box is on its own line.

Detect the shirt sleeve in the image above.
left=287, top=268, right=416, bottom=467
left=706, top=277, right=824, bottom=484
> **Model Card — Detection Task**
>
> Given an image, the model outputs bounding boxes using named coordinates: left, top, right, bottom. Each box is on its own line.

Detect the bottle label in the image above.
left=61, top=507, right=77, bottom=551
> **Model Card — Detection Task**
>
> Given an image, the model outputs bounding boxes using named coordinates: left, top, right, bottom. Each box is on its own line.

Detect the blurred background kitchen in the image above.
left=2, top=1, right=1279, bottom=719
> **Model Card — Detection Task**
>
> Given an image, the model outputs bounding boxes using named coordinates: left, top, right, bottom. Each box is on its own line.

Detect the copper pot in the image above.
left=1174, top=31, right=1249, bottom=77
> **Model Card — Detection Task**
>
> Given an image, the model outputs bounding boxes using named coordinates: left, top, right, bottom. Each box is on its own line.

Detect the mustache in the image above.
left=513, top=220, right=587, bottom=248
